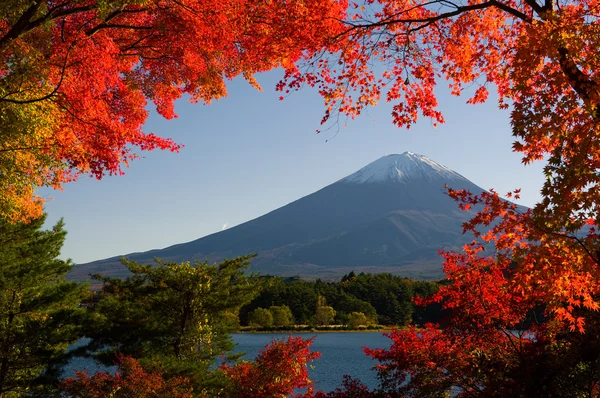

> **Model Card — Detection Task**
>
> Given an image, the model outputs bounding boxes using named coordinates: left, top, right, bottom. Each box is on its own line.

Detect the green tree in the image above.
left=269, top=306, right=294, bottom=327
left=248, top=308, right=273, bottom=328
left=315, top=297, right=336, bottom=326
left=348, top=312, right=369, bottom=329
left=344, top=273, right=413, bottom=325
left=327, top=291, right=378, bottom=325
left=281, top=281, right=319, bottom=324
left=315, top=306, right=336, bottom=326
left=0, top=214, right=87, bottom=397
left=240, top=278, right=318, bottom=325
left=85, top=255, right=258, bottom=394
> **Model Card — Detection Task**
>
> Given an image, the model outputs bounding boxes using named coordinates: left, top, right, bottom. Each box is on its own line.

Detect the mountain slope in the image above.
left=70, top=152, right=489, bottom=281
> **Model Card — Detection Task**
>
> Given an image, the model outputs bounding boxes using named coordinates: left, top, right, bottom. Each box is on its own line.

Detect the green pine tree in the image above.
left=0, top=214, right=87, bottom=397
left=85, top=254, right=259, bottom=394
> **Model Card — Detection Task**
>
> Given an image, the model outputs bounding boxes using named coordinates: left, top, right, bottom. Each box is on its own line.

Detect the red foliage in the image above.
left=221, top=336, right=321, bottom=397
left=60, top=354, right=193, bottom=398
left=361, top=189, right=600, bottom=395
left=313, top=375, right=373, bottom=398
left=0, top=1, right=347, bottom=220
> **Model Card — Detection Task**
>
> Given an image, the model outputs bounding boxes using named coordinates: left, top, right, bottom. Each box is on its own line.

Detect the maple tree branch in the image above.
left=0, top=2, right=43, bottom=50
left=49, top=97, right=108, bottom=134
left=0, top=36, right=75, bottom=105
left=523, top=0, right=545, bottom=16
left=343, top=0, right=531, bottom=34
left=376, top=0, right=460, bottom=23
left=118, top=32, right=157, bottom=53
left=86, top=9, right=151, bottom=36
left=87, top=24, right=153, bottom=36
left=498, top=327, right=524, bottom=359
left=557, top=47, right=600, bottom=119
left=527, top=212, right=600, bottom=266
left=171, top=0, right=201, bottom=15
left=545, top=228, right=600, bottom=266
left=0, top=5, right=95, bottom=51
left=0, top=4, right=148, bottom=50
left=94, top=7, right=147, bottom=25
left=0, top=88, right=59, bottom=105
left=508, top=196, right=600, bottom=267
left=442, top=362, right=484, bottom=396
left=0, top=146, right=47, bottom=153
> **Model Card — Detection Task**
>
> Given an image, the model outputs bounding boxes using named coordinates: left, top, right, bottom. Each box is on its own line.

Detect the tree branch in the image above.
left=531, top=218, right=600, bottom=267
left=0, top=5, right=147, bottom=51
left=557, top=47, right=600, bottom=119
left=0, top=145, right=47, bottom=153
left=86, top=9, right=151, bottom=36
left=343, top=0, right=531, bottom=35
left=0, top=36, right=75, bottom=105
left=523, top=0, right=545, bottom=16
left=0, top=2, right=43, bottom=49
left=0, top=5, right=95, bottom=51
left=87, top=23, right=153, bottom=36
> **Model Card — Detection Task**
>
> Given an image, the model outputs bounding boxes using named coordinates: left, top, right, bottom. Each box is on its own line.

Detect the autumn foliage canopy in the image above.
left=0, top=0, right=346, bottom=221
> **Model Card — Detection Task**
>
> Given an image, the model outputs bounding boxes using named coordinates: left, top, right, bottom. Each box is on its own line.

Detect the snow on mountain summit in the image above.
left=343, top=152, right=467, bottom=184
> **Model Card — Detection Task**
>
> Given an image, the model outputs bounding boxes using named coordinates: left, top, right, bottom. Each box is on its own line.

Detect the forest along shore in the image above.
left=237, top=273, right=448, bottom=329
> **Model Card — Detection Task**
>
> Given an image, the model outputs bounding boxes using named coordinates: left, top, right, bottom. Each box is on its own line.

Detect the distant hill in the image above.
left=70, top=152, right=492, bottom=281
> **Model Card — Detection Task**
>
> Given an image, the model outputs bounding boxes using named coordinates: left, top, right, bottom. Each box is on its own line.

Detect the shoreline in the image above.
left=236, top=326, right=397, bottom=334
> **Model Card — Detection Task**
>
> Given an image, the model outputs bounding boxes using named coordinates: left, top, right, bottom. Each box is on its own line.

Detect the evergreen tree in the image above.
left=0, top=215, right=87, bottom=397
left=85, top=255, right=259, bottom=394
left=326, top=291, right=378, bottom=324
left=343, top=273, right=413, bottom=325
left=240, top=278, right=318, bottom=325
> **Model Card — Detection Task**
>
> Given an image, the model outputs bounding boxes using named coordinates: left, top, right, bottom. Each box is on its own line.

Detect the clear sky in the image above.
left=41, top=70, right=545, bottom=264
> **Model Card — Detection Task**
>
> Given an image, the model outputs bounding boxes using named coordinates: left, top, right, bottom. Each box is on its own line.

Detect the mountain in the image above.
left=70, top=152, right=489, bottom=281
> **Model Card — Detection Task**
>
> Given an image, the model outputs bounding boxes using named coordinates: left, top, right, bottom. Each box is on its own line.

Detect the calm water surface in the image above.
left=64, top=332, right=391, bottom=393
left=232, top=332, right=390, bottom=392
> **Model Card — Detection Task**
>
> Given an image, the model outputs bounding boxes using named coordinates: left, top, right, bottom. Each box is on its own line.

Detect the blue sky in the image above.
left=41, top=70, right=545, bottom=264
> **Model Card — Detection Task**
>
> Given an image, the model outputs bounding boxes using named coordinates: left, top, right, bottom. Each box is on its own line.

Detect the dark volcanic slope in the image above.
left=70, top=152, right=488, bottom=281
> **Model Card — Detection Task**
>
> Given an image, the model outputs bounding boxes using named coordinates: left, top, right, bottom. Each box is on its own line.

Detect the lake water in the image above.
left=64, top=332, right=392, bottom=393
left=232, top=332, right=391, bottom=392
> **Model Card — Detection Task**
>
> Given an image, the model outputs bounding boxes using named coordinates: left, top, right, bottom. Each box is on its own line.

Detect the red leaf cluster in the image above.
left=221, top=336, right=321, bottom=398
left=60, top=354, right=193, bottom=398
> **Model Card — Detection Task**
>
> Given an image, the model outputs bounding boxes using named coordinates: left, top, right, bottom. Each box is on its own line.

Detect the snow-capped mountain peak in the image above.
left=342, top=152, right=467, bottom=184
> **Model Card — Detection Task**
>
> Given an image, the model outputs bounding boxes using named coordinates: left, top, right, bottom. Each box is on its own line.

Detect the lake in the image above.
left=64, top=332, right=391, bottom=393
left=232, top=332, right=391, bottom=392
